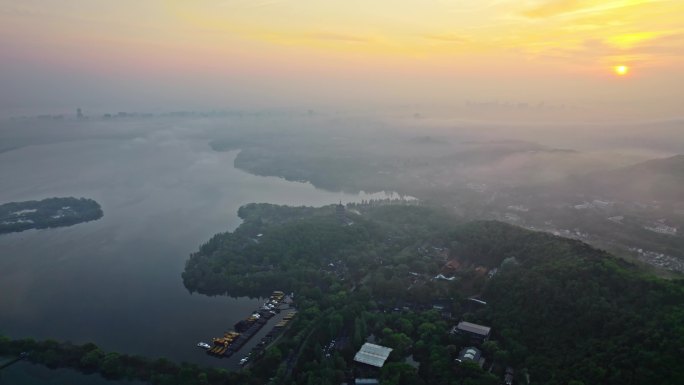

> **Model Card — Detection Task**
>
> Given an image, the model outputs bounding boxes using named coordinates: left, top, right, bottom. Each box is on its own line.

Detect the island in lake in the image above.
left=0, top=197, right=103, bottom=234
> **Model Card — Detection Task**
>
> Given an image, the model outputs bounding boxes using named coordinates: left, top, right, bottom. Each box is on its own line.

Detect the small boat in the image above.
left=197, top=342, right=211, bottom=349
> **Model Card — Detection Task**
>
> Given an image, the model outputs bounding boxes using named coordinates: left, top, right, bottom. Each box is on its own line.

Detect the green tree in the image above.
left=384, top=333, right=412, bottom=358
left=381, top=362, right=425, bottom=385
left=197, top=372, right=209, bottom=385
left=101, top=352, right=122, bottom=378
left=80, top=348, right=103, bottom=368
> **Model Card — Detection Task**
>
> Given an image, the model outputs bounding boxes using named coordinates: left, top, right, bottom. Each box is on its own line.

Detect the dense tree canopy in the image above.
left=0, top=197, right=102, bottom=234
left=5, top=204, right=684, bottom=385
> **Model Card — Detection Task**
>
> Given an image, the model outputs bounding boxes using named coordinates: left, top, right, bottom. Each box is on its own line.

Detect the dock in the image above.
left=200, top=291, right=289, bottom=358
left=238, top=310, right=298, bottom=368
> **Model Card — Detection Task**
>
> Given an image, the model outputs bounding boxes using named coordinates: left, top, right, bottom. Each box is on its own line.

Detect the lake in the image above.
left=0, top=125, right=399, bottom=382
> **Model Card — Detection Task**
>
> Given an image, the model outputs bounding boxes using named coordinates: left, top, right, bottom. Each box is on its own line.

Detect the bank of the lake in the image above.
left=0, top=359, right=147, bottom=385
left=0, top=136, right=401, bottom=373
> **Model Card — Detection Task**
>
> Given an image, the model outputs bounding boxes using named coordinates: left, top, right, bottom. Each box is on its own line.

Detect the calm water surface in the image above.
left=0, top=360, right=146, bottom=385
left=0, top=132, right=395, bottom=383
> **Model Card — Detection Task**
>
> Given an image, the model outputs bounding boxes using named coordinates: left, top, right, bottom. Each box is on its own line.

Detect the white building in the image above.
left=354, top=343, right=393, bottom=368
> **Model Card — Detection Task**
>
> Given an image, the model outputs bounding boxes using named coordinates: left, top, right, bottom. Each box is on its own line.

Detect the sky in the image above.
left=1, top=0, right=683, bottom=119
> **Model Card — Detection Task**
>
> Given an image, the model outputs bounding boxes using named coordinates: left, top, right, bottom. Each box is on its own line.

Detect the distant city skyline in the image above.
left=1, top=0, right=683, bottom=120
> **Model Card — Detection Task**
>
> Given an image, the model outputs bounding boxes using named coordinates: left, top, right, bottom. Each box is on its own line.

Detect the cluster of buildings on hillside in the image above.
left=608, top=216, right=679, bottom=237
left=450, top=321, right=491, bottom=367
left=550, top=228, right=589, bottom=240
left=451, top=321, right=513, bottom=384
left=344, top=319, right=513, bottom=385
left=573, top=199, right=614, bottom=210
left=644, top=221, right=678, bottom=236
left=629, top=247, right=684, bottom=272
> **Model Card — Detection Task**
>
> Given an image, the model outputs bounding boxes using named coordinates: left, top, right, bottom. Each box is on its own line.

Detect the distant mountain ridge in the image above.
left=579, top=154, right=684, bottom=202
left=624, top=154, right=684, bottom=174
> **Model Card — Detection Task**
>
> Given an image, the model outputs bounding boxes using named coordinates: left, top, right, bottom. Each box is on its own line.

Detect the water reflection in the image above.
left=0, top=360, right=145, bottom=385
left=0, top=137, right=403, bottom=369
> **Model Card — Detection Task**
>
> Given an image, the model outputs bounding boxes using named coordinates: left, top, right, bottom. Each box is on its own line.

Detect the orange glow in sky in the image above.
left=0, top=0, right=683, bottom=118
left=614, top=66, right=630, bottom=76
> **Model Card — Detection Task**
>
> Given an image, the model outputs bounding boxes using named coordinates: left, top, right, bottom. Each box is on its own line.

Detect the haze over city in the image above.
left=2, top=0, right=683, bottom=119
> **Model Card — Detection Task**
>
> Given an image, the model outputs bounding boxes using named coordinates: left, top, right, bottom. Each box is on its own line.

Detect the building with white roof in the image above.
left=353, top=343, right=393, bottom=368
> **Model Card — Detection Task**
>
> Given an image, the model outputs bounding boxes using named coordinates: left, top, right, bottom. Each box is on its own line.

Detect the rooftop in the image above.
left=355, top=379, right=379, bottom=385
left=354, top=343, right=393, bottom=368
left=458, top=346, right=482, bottom=362
left=456, top=321, right=491, bottom=336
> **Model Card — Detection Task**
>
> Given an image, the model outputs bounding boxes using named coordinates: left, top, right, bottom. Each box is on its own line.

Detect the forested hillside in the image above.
left=455, top=221, right=684, bottom=384
left=4, top=204, right=683, bottom=384
left=182, top=204, right=684, bottom=385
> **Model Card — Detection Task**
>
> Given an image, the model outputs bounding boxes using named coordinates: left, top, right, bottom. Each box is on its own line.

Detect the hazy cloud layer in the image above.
left=0, top=0, right=682, bottom=119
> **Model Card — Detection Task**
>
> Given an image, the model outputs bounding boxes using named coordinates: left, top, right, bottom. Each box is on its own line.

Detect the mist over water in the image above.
left=0, top=128, right=399, bottom=372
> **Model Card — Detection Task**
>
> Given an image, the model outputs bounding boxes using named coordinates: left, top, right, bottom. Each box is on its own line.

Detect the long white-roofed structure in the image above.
left=353, top=343, right=393, bottom=368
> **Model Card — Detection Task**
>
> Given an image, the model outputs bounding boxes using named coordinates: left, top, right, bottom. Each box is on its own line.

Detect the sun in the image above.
left=614, top=65, right=629, bottom=76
